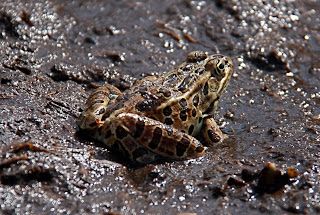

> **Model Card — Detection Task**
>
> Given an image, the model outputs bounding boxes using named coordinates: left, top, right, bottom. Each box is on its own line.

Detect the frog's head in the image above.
left=191, top=53, right=233, bottom=115
left=205, top=54, right=233, bottom=96
left=186, top=51, right=233, bottom=96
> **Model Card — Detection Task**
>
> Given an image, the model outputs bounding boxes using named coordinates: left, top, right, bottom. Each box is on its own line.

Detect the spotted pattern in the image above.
left=192, top=109, right=197, bottom=117
left=176, top=137, right=190, bottom=157
left=180, top=110, right=188, bottom=121
left=115, top=126, right=128, bottom=139
left=195, top=68, right=205, bottom=75
left=203, top=82, right=209, bottom=96
left=94, top=99, right=105, bottom=104
left=78, top=51, right=234, bottom=163
left=207, top=129, right=221, bottom=142
left=178, top=75, right=194, bottom=92
left=149, top=127, right=162, bottom=149
left=179, top=98, right=188, bottom=109
left=135, top=99, right=158, bottom=112
left=164, top=117, right=174, bottom=125
left=195, top=145, right=205, bottom=153
left=95, top=107, right=106, bottom=115
left=193, top=94, right=199, bottom=107
left=159, top=87, right=171, bottom=97
left=163, top=106, right=172, bottom=116
left=188, top=125, right=194, bottom=135
left=133, top=120, right=145, bottom=138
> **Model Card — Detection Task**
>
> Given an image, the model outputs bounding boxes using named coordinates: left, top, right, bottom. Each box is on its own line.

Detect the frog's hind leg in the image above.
left=201, top=117, right=226, bottom=146
left=78, top=84, right=122, bottom=130
left=109, top=113, right=206, bottom=162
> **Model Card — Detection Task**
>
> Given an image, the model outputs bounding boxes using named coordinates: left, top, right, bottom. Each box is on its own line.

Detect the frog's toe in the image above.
left=202, top=117, right=225, bottom=146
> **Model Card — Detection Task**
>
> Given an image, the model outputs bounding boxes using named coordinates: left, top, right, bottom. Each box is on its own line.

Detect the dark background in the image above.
left=0, top=0, right=319, bottom=214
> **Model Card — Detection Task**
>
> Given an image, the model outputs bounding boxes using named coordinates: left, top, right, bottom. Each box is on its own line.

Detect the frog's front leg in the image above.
left=109, top=113, right=206, bottom=161
left=78, top=84, right=122, bottom=130
left=201, top=117, right=226, bottom=146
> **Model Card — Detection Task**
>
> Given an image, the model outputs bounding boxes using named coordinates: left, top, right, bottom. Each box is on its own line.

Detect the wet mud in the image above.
left=0, top=0, right=319, bottom=214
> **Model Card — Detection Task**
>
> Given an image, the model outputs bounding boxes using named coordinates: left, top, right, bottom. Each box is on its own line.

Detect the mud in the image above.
left=0, top=0, right=319, bottom=214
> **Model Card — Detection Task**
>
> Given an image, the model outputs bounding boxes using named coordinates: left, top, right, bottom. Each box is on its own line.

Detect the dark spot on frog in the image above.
left=178, top=75, right=194, bottom=92
left=116, top=126, right=129, bottom=139
left=195, top=68, right=205, bottom=75
left=179, top=98, right=188, bottom=109
left=192, top=109, right=197, bottom=117
left=188, top=124, right=194, bottom=135
left=135, top=99, right=159, bottom=112
left=176, top=137, right=190, bottom=157
left=180, top=110, right=188, bottom=121
left=193, top=94, right=200, bottom=107
left=164, top=117, right=174, bottom=125
left=133, top=119, right=145, bottom=138
left=149, top=127, right=162, bottom=149
left=162, top=106, right=172, bottom=116
left=203, top=82, right=209, bottom=96
left=195, top=146, right=205, bottom=153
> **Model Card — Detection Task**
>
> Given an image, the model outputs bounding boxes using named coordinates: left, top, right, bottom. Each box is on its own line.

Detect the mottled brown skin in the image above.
left=78, top=51, right=234, bottom=163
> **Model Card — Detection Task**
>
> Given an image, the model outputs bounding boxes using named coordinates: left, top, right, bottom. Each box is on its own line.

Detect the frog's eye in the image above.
left=205, top=58, right=225, bottom=80
left=217, top=61, right=225, bottom=71
left=216, top=60, right=226, bottom=76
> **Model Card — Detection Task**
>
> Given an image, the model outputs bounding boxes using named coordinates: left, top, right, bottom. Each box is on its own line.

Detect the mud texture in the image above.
left=0, top=0, right=319, bottom=214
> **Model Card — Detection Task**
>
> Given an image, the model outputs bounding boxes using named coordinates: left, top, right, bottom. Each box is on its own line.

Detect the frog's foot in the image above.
left=108, top=113, right=206, bottom=161
left=201, top=117, right=227, bottom=146
left=78, top=84, right=122, bottom=130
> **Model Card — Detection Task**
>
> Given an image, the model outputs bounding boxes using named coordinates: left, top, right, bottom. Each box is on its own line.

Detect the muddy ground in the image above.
left=0, top=0, right=319, bottom=214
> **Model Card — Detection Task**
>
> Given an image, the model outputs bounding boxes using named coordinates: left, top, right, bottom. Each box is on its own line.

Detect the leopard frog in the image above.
left=78, top=51, right=233, bottom=163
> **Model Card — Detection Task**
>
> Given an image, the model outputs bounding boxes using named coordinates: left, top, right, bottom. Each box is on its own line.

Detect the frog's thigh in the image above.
left=202, top=118, right=226, bottom=146
left=78, top=84, right=122, bottom=130
left=111, top=113, right=206, bottom=160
